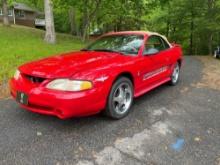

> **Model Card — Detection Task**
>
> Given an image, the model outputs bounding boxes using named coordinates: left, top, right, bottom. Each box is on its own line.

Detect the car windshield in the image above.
left=84, top=35, right=144, bottom=55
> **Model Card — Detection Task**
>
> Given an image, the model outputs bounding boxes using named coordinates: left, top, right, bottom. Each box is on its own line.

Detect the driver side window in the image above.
left=144, top=35, right=166, bottom=55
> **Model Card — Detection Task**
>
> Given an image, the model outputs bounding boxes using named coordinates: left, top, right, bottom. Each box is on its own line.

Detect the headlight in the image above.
left=46, top=79, right=93, bottom=91
left=14, top=70, right=20, bottom=80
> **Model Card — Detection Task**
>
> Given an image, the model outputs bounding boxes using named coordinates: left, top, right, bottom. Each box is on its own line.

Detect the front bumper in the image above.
left=9, top=77, right=107, bottom=119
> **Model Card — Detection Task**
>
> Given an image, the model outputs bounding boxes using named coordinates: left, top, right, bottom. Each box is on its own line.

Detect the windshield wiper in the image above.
left=81, top=48, right=89, bottom=51
left=92, top=49, right=125, bottom=55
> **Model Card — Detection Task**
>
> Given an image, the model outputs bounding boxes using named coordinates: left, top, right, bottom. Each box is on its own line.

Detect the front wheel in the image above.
left=104, top=77, right=134, bottom=119
left=169, top=63, right=180, bottom=86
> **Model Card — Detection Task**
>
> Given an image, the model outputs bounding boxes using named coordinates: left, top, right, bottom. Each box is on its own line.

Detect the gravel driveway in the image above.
left=0, top=56, right=219, bottom=165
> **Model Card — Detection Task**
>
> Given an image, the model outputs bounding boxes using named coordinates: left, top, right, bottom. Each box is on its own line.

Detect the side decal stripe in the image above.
left=143, top=66, right=169, bottom=80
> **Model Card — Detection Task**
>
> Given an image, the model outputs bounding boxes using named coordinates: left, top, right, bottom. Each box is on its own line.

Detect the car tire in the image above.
left=104, top=77, right=134, bottom=119
left=169, top=63, right=180, bottom=86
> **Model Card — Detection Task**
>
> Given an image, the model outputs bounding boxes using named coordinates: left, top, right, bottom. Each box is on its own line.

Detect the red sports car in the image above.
left=10, top=31, right=183, bottom=119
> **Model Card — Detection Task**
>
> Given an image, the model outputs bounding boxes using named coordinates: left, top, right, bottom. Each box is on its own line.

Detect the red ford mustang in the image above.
left=10, top=31, right=183, bottom=119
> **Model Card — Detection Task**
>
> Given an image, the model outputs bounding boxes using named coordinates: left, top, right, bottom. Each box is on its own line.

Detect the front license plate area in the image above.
left=16, top=92, right=28, bottom=105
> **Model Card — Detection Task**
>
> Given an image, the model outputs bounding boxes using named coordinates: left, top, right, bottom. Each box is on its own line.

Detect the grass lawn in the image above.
left=0, top=24, right=85, bottom=83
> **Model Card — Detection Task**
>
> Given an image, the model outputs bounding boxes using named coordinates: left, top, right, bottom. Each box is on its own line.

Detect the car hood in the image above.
left=19, top=51, right=131, bottom=79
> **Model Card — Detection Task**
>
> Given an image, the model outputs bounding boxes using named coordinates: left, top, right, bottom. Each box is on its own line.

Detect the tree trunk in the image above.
left=166, top=20, right=170, bottom=38
left=81, top=0, right=102, bottom=41
left=44, top=0, right=56, bottom=44
left=2, top=0, right=10, bottom=26
left=190, top=19, right=194, bottom=55
left=208, top=33, right=213, bottom=55
left=207, top=0, right=214, bottom=55
left=69, top=7, right=78, bottom=36
left=189, top=1, right=194, bottom=55
left=135, top=1, right=142, bottom=30
left=82, top=23, right=89, bottom=42
left=82, top=1, right=89, bottom=42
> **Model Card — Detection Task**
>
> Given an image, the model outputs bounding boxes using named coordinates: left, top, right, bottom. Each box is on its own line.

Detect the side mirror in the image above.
left=144, top=48, right=159, bottom=56
left=171, top=42, right=176, bottom=47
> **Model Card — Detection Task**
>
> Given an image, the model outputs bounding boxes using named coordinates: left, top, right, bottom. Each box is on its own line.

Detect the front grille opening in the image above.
left=28, top=103, right=53, bottom=111
left=24, top=74, right=46, bottom=84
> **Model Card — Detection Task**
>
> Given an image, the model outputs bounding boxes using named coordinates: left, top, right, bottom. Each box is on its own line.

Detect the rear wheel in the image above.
left=104, top=77, right=133, bottom=119
left=169, top=63, right=180, bottom=86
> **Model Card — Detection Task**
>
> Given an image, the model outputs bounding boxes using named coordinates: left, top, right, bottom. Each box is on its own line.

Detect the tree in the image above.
left=81, top=0, right=102, bottom=41
left=18, top=0, right=220, bottom=54
left=44, top=0, right=56, bottom=44
left=2, top=0, right=10, bottom=26
left=69, top=6, right=78, bottom=35
left=205, top=0, right=220, bottom=55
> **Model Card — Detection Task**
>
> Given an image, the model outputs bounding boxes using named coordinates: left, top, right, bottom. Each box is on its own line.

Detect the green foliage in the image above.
left=8, top=0, right=44, bottom=9
left=52, top=0, right=220, bottom=55
left=0, top=24, right=84, bottom=81
left=141, top=0, right=220, bottom=55
left=3, top=0, right=220, bottom=55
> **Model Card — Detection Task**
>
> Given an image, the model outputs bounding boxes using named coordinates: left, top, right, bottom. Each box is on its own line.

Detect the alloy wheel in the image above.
left=112, top=82, right=132, bottom=115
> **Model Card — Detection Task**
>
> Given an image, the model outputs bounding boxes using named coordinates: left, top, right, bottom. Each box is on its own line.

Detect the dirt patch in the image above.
left=192, top=56, right=220, bottom=90
left=0, top=81, right=10, bottom=99
left=216, top=157, right=220, bottom=165
left=180, top=87, right=189, bottom=93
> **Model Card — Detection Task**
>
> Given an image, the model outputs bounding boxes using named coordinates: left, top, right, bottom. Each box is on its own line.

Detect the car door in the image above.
left=147, top=36, right=172, bottom=80
left=139, top=35, right=172, bottom=89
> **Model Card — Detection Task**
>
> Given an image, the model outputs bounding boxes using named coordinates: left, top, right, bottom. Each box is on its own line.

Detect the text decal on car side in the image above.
left=143, top=66, right=169, bottom=80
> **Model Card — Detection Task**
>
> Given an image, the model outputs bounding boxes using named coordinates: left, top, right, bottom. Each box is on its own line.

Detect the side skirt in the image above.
left=134, top=77, right=171, bottom=98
